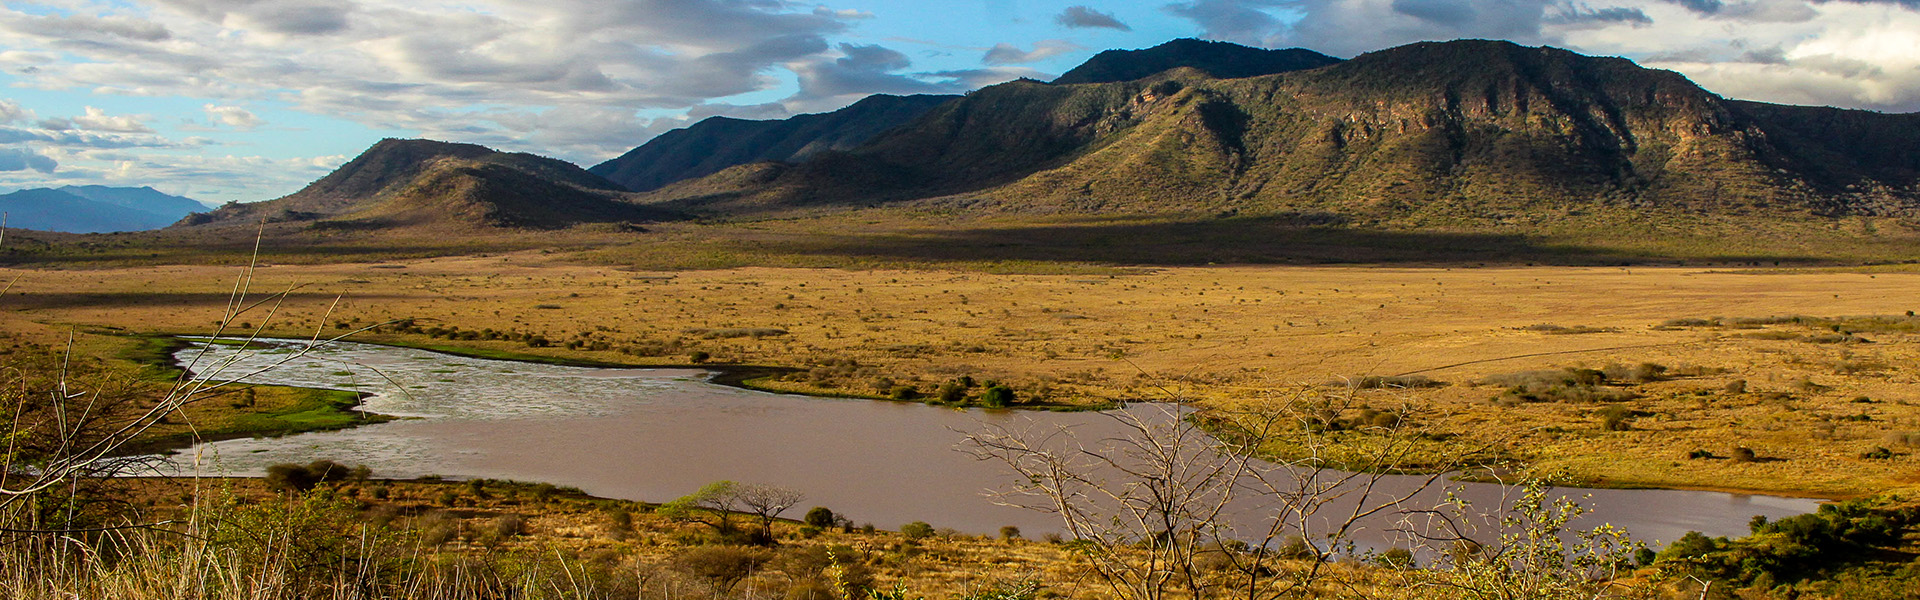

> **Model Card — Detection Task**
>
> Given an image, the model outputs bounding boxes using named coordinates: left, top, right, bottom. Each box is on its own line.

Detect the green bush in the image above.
left=804, top=506, right=836, bottom=529
left=900, top=521, right=935, bottom=540
left=981, top=385, right=1015, bottom=408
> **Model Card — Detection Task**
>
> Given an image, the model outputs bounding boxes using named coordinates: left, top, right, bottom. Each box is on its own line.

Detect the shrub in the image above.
left=999, top=525, right=1021, bottom=540
left=689, top=350, right=710, bottom=363
left=937, top=382, right=968, bottom=404
left=1597, top=405, right=1634, bottom=431
left=1724, top=380, right=1747, bottom=394
left=888, top=385, right=921, bottom=400
left=804, top=506, right=836, bottom=529
left=1602, top=362, right=1668, bottom=383
left=672, top=546, right=772, bottom=592
left=981, top=385, right=1015, bottom=408
left=264, top=460, right=360, bottom=492
left=900, top=521, right=935, bottom=540
left=1861, top=447, right=1894, bottom=460
left=1485, top=368, right=1638, bottom=403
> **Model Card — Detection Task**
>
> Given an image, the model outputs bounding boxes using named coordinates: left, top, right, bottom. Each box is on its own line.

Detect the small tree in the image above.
left=737, top=483, right=806, bottom=539
left=805, top=506, right=837, bottom=529
left=900, top=521, right=935, bottom=540
left=660, top=480, right=742, bottom=534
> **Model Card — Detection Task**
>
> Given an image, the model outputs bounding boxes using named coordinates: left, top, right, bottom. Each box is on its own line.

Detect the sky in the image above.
left=0, top=0, right=1917, bottom=205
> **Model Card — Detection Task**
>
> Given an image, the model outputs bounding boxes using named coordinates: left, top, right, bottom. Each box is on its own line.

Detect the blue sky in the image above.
left=1, top=0, right=1918, bottom=204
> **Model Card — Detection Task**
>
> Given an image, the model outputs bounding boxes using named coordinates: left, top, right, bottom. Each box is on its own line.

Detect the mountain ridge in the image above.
left=633, top=39, right=1920, bottom=225
left=589, top=94, right=958, bottom=193
left=179, top=138, right=665, bottom=231
left=1052, top=38, right=1342, bottom=85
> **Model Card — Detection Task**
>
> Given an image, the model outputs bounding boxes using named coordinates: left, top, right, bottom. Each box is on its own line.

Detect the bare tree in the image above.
left=735, top=483, right=805, bottom=537
left=963, top=386, right=1461, bottom=600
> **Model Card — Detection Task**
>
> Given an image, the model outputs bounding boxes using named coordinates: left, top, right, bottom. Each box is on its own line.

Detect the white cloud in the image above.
left=0, top=100, right=30, bottom=124
left=71, top=107, right=154, bottom=133
left=203, top=104, right=265, bottom=128
left=982, top=40, right=1082, bottom=65
left=1156, top=0, right=1920, bottom=112
left=0, top=0, right=911, bottom=165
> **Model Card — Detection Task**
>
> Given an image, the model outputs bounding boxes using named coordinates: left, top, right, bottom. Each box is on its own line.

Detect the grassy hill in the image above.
left=181, top=138, right=666, bottom=231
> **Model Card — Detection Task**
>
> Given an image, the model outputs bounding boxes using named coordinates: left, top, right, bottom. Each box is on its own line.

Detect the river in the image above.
left=164, top=338, right=1820, bottom=551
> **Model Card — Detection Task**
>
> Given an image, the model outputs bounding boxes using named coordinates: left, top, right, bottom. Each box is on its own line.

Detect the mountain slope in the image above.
left=1052, top=38, right=1341, bottom=84
left=0, top=186, right=205, bottom=233
left=182, top=138, right=664, bottom=230
left=639, top=40, right=1920, bottom=224
left=589, top=94, right=957, bottom=192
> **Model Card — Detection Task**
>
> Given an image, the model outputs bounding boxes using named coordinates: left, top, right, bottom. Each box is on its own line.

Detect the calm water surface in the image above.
left=167, top=339, right=1820, bottom=549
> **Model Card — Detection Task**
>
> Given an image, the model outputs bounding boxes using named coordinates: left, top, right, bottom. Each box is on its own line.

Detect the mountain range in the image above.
left=634, top=39, right=1920, bottom=223
left=149, top=38, right=1920, bottom=260
left=0, top=186, right=205, bottom=233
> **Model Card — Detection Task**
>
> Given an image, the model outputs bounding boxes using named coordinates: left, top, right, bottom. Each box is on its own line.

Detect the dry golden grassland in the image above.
left=115, top=477, right=1091, bottom=597
left=6, top=256, right=1919, bottom=498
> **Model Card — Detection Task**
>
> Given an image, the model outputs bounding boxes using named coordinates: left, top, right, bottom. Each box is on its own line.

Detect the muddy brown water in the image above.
left=166, top=339, right=1818, bottom=551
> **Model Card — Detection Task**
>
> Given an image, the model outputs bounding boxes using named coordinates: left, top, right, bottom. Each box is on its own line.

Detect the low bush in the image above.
left=900, top=521, right=935, bottom=540
left=264, top=460, right=365, bottom=492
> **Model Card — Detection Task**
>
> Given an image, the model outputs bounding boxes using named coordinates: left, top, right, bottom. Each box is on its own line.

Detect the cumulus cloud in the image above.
left=982, top=40, right=1082, bottom=65
left=203, top=104, right=264, bottom=128
left=786, top=43, right=963, bottom=111
left=70, top=107, right=154, bottom=133
left=0, top=147, right=56, bottom=173
left=0, top=0, right=887, bottom=165
left=0, top=100, right=30, bottom=124
left=1056, top=5, right=1133, bottom=30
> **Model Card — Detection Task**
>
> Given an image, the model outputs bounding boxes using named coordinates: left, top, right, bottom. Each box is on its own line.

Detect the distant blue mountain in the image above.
left=0, top=186, right=207, bottom=233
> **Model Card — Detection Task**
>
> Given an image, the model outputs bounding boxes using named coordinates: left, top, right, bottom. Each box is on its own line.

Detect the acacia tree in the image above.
left=735, top=483, right=805, bottom=538
left=963, top=386, right=1464, bottom=600
left=659, top=480, right=743, bottom=535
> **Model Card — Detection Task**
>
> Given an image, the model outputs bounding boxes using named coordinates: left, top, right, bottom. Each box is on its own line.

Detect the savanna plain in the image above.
left=6, top=241, right=1920, bottom=600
